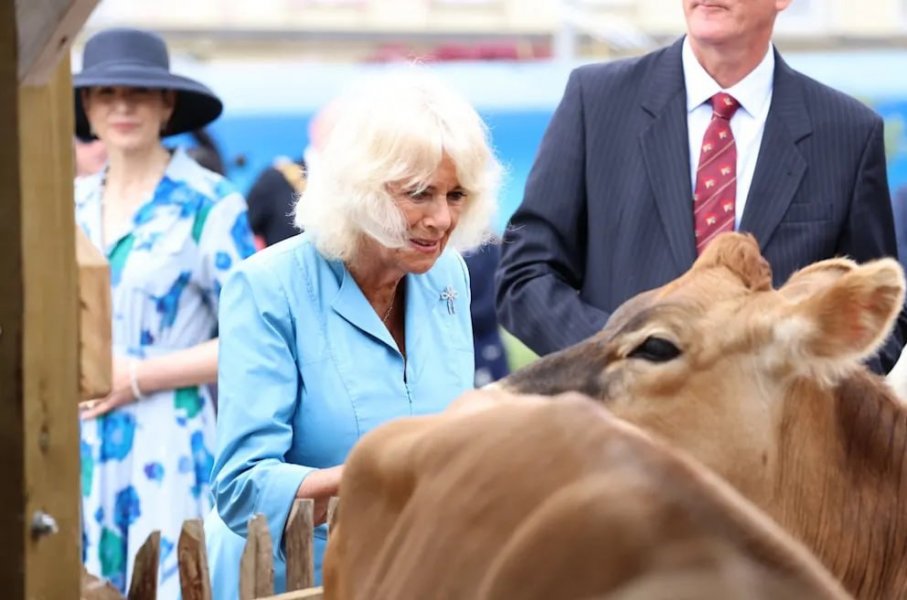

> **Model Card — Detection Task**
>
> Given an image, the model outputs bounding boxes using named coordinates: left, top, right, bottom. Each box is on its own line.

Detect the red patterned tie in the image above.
left=694, top=92, right=740, bottom=255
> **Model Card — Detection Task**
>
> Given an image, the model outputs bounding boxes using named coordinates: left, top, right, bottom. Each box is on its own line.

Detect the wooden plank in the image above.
left=127, top=530, right=160, bottom=600
left=0, top=1, right=27, bottom=595
left=76, top=226, right=111, bottom=399
left=18, top=56, right=83, bottom=599
left=240, top=514, right=275, bottom=600
left=16, top=0, right=100, bottom=85
left=285, top=499, right=315, bottom=591
left=179, top=519, right=213, bottom=600
left=258, top=588, right=324, bottom=600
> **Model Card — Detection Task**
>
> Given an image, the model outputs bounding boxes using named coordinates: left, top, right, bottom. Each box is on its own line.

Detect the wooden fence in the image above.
left=81, top=497, right=340, bottom=600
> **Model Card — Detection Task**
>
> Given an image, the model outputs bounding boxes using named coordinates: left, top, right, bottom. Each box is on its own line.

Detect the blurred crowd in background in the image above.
left=73, top=0, right=907, bottom=370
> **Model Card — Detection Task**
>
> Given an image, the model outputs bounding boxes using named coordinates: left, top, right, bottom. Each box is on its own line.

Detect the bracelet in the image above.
left=129, top=358, right=146, bottom=401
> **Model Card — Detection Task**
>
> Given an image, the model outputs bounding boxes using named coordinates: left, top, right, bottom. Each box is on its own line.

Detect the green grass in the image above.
left=501, top=328, right=539, bottom=372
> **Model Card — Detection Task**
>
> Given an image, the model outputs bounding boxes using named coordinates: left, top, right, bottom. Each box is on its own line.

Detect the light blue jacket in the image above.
left=206, top=233, right=475, bottom=597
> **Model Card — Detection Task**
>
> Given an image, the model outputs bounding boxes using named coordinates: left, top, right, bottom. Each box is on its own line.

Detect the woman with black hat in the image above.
left=73, top=27, right=255, bottom=597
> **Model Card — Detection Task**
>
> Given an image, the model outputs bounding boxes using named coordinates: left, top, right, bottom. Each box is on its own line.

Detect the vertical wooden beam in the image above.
left=2, top=0, right=97, bottom=597
left=0, top=0, right=27, bottom=595
left=19, top=45, right=82, bottom=600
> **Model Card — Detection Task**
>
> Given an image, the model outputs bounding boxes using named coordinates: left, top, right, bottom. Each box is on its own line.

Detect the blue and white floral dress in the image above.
left=77, top=148, right=256, bottom=598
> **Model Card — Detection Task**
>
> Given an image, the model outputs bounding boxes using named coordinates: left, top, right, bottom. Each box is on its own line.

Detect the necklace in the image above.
left=381, top=283, right=399, bottom=325
left=382, top=301, right=394, bottom=324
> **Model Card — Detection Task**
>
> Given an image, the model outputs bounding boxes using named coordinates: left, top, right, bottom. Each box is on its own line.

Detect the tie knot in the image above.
left=710, top=93, right=740, bottom=120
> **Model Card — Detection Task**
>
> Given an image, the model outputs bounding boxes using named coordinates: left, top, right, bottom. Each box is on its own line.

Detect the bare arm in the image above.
left=80, top=339, right=218, bottom=419
left=135, top=338, right=218, bottom=393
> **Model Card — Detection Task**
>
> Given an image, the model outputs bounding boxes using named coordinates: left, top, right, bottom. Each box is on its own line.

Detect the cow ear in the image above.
left=776, top=258, right=905, bottom=363
left=779, top=258, right=857, bottom=303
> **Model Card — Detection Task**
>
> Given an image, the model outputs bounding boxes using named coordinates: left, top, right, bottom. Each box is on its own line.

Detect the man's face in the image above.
left=683, top=0, right=792, bottom=49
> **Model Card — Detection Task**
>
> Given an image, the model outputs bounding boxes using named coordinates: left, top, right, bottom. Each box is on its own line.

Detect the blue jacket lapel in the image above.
left=330, top=265, right=399, bottom=351
left=328, top=254, right=465, bottom=378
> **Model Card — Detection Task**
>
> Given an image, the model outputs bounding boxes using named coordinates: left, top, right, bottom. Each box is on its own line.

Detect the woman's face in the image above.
left=379, top=153, right=467, bottom=276
left=81, top=86, right=175, bottom=152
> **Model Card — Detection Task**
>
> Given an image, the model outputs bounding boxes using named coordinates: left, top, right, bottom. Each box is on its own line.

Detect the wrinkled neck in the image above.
left=687, top=36, right=770, bottom=89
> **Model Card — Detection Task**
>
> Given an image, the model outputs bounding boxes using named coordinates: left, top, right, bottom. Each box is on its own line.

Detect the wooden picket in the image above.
left=285, top=497, right=315, bottom=591
left=80, top=498, right=334, bottom=600
left=128, top=531, right=160, bottom=599
left=178, top=520, right=213, bottom=600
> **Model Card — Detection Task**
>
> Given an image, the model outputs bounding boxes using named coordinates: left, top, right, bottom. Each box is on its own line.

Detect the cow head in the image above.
left=501, top=233, right=905, bottom=502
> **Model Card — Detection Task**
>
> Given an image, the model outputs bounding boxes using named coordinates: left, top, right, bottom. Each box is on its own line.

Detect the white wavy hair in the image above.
left=294, top=68, right=501, bottom=262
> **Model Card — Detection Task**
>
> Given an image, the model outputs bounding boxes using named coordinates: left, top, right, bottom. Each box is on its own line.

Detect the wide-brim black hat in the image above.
left=74, top=27, right=223, bottom=139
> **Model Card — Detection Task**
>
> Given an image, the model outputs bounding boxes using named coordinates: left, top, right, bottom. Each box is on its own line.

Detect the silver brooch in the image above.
left=441, top=286, right=458, bottom=315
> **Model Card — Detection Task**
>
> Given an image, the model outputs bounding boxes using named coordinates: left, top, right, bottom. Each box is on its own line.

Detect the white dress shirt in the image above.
left=682, top=36, right=775, bottom=228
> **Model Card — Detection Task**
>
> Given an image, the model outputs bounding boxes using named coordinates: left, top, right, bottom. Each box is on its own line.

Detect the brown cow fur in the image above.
left=499, top=233, right=907, bottom=598
left=773, top=373, right=907, bottom=599
left=323, top=394, right=849, bottom=599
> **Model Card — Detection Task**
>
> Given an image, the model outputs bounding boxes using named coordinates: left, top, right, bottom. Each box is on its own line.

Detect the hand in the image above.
left=313, top=497, right=331, bottom=527
left=298, top=466, right=343, bottom=526
left=79, top=356, right=140, bottom=419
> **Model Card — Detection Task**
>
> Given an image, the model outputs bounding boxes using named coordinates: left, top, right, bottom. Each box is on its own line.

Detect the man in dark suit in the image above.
left=893, top=185, right=907, bottom=277
left=496, top=0, right=905, bottom=372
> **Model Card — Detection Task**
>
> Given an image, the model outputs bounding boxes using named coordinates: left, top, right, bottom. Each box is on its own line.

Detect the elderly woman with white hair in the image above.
left=205, top=70, right=501, bottom=597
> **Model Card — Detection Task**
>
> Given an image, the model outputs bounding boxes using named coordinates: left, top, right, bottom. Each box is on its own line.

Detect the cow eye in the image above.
left=628, top=336, right=681, bottom=362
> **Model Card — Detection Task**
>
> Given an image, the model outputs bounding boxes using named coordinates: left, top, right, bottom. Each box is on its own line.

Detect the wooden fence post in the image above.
left=86, top=509, right=332, bottom=600
left=240, top=514, right=275, bottom=600
left=127, top=530, right=160, bottom=600
left=3, top=1, right=102, bottom=592
left=179, top=519, right=213, bottom=600
left=2, top=17, right=89, bottom=598
left=285, top=499, right=315, bottom=591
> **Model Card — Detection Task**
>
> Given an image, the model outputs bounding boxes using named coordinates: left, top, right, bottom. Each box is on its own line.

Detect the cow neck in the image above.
left=772, top=371, right=907, bottom=599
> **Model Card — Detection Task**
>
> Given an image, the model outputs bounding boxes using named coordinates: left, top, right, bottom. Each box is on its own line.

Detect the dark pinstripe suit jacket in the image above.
left=496, top=38, right=905, bottom=373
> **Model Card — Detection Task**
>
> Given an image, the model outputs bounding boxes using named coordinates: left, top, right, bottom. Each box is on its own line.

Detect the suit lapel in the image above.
left=739, top=52, right=811, bottom=249
left=640, top=39, right=697, bottom=271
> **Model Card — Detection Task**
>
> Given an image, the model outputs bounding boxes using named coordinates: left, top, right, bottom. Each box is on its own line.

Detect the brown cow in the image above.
left=324, top=392, right=849, bottom=599
left=495, top=233, right=907, bottom=599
